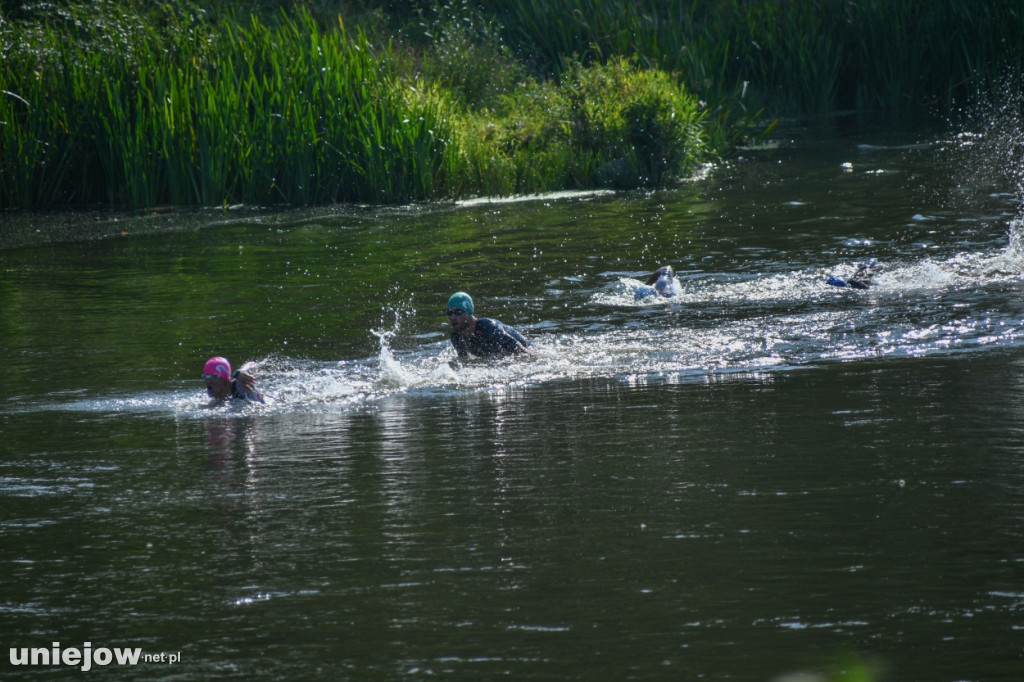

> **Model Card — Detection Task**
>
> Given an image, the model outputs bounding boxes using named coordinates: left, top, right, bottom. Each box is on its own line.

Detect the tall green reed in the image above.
left=477, top=0, right=1024, bottom=120
left=1, top=1, right=713, bottom=209
left=0, top=2, right=463, bottom=208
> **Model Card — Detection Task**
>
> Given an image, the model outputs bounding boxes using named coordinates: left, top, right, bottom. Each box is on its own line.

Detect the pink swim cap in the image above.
left=203, top=356, right=232, bottom=380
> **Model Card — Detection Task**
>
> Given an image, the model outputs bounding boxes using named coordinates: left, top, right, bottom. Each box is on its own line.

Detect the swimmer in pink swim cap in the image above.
left=202, top=356, right=264, bottom=403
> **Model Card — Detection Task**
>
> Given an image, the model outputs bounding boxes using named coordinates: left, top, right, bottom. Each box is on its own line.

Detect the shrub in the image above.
left=458, top=57, right=706, bottom=195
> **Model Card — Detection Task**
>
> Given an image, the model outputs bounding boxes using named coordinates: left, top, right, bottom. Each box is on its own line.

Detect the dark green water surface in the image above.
left=3, top=123, right=1024, bottom=680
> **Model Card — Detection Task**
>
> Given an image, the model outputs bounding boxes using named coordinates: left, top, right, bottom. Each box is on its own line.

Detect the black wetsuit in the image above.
left=827, top=261, right=876, bottom=289
left=451, top=318, right=529, bottom=359
left=231, top=380, right=264, bottom=403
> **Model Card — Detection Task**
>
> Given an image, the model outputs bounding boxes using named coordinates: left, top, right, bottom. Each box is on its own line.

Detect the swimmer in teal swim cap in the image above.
left=446, top=291, right=529, bottom=359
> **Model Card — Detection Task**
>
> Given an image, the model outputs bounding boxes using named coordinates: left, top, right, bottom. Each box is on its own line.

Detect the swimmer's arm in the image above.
left=504, top=332, right=530, bottom=355
left=450, top=335, right=471, bottom=359
left=234, top=362, right=258, bottom=391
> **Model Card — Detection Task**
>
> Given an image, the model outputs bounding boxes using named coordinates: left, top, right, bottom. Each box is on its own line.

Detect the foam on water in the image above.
left=25, top=210, right=1024, bottom=420
left=17, top=100, right=1024, bottom=422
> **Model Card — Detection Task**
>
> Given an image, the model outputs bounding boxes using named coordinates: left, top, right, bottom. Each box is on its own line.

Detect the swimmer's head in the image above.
left=653, top=266, right=676, bottom=296
left=203, top=356, right=232, bottom=380
left=446, top=291, right=474, bottom=316
left=646, top=265, right=674, bottom=287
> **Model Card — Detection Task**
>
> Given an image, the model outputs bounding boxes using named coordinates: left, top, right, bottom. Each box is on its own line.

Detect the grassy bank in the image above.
left=0, top=1, right=710, bottom=208
left=1, top=4, right=464, bottom=207
left=2, top=0, right=1021, bottom=210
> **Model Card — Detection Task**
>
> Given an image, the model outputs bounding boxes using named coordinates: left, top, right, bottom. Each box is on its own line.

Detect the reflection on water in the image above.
left=3, top=121, right=1024, bottom=681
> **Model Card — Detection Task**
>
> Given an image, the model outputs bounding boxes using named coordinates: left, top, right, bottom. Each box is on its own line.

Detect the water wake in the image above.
left=20, top=105, right=1024, bottom=419
left=27, top=210, right=1024, bottom=420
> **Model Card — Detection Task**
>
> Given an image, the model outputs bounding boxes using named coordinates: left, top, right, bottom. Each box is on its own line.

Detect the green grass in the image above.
left=478, top=0, right=1024, bottom=118
left=1, top=3, right=464, bottom=207
left=2, top=0, right=1021, bottom=209
left=0, top=1, right=710, bottom=208
left=460, top=57, right=707, bottom=193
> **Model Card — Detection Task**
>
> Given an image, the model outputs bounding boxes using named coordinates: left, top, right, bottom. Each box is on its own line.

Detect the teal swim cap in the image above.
left=447, top=291, right=474, bottom=315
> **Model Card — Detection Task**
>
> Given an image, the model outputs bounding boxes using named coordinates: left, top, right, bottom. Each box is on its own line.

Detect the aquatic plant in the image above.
left=0, top=1, right=711, bottom=208
left=0, top=2, right=463, bottom=207
left=412, top=0, right=528, bottom=108
left=6, top=0, right=1019, bottom=209
left=477, top=0, right=1024, bottom=118
left=458, top=57, right=706, bottom=195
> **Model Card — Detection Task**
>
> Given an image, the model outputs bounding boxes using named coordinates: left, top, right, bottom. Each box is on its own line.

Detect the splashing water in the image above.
left=1001, top=216, right=1024, bottom=267
left=19, top=106, right=1024, bottom=420
left=944, top=77, right=1024, bottom=210
left=30, top=207, right=1024, bottom=421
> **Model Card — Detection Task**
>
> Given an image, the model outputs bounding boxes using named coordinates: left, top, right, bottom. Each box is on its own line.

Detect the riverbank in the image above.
left=1, top=0, right=1020, bottom=210
left=0, top=1, right=710, bottom=209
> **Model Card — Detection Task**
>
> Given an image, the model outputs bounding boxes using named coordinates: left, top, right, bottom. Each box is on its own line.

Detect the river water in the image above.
left=3, top=118, right=1024, bottom=681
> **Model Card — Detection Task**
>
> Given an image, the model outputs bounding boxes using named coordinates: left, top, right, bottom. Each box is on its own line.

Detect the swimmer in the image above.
left=635, top=265, right=681, bottom=300
left=826, top=259, right=877, bottom=290
left=446, top=292, right=529, bottom=359
left=202, top=356, right=264, bottom=403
